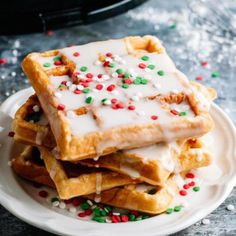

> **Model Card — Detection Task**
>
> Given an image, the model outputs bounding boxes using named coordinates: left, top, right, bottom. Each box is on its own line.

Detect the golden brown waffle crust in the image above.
left=22, top=35, right=215, bottom=161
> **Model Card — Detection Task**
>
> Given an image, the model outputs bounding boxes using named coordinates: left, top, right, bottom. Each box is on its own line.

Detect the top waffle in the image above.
left=22, top=35, right=215, bottom=161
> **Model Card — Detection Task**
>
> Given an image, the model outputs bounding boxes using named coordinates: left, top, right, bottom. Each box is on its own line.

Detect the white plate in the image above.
left=0, top=88, right=236, bottom=236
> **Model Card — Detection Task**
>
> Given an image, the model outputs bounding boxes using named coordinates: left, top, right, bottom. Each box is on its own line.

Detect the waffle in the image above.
left=21, top=35, right=215, bottom=161
left=12, top=146, right=178, bottom=214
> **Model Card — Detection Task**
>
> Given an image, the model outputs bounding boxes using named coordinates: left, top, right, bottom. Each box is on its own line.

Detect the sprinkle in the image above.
left=103, top=61, right=110, bottom=67
left=57, top=104, right=65, bottom=111
left=46, top=31, right=54, bottom=36
left=69, top=207, right=77, bottom=213
left=174, top=206, right=181, bottom=212
left=157, top=70, right=165, bottom=76
left=138, top=63, right=146, bottom=69
left=226, top=204, right=235, bottom=211
left=94, top=60, right=102, bottom=65
left=170, top=109, right=179, bottom=116
left=169, top=23, right=177, bottom=29
left=80, top=202, right=90, bottom=210
left=124, top=78, right=132, bottom=84
left=32, top=105, right=40, bottom=112
left=141, top=78, right=148, bottom=84
left=11, top=71, right=16, bottom=77
left=80, top=66, right=88, bottom=72
left=0, top=58, right=7, bottom=65
left=130, top=210, right=139, bottom=217
left=129, top=214, right=136, bottom=221
left=179, top=111, right=187, bottom=116
left=128, top=105, right=136, bottom=110
left=86, top=73, right=93, bottom=79
left=43, top=62, right=51, bottom=67
left=59, top=202, right=66, bottom=209
left=83, top=88, right=90, bottom=93
left=85, top=209, right=93, bottom=215
left=93, top=216, right=106, bottom=223
left=64, top=199, right=72, bottom=204
left=111, top=215, right=121, bottom=223
left=73, top=52, right=80, bottom=57
left=106, top=52, right=112, bottom=57
left=116, top=102, right=125, bottom=109
left=133, top=77, right=142, bottom=85
left=72, top=198, right=82, bottom=207
left=122, top=83, right=129, bottom=89
left=166, top=208, right=173, bottom=214
left=8, top=131, right=15, bottom=137
left=183, top=184, right=190, bottom=189
left=52, top=201, right=60, bottom=207
left=116, top=68, right=123, bottom=74
left=102, top=75, right=110, bottom=80
left=189, top=181, right=195, bottom=186
left=38, top=190, right=48, bottom=198
left=151, top=115, right=158, bottom=120
left=193, top=186, right=200, bottom=192
left=121, top=215, right=129, bottom=222
left=179, top=190, right=188, bottom=196
left=196, top=75, right=203, bottom=81
left=202, top=219, right=210, bottom=225
left=78, top=212, right=86, bottom=218
left=111, top=98, right=117, bottom=104
left=186, top=173, right=195, bottom=178
left=148, top=64, right=155, bottom=70
left=123, top=73, right=130, bottom=78
left=153, top=83, right=161, bottom=89
left=201, top=61, right=208, bottom=67
left=85, top=96, right=93, bottom=104
left=74, top=89, right=81, bottom=94
left=107, top=84, right=116, bottom=92
left=87, top=200, right=93, bottom=206
left=109, top=63, right=115, bottom=68
left=102, top=98, right=111, bottom=105
left=135, top=216, right=143, bottom=221
left=141, top=56, right=149, bottom=61
left=131, top=96, right=139, bottom=102
left=112, top=72, right=118, bottom=78
left=54, top=60, right=62, bottom=66
left=96, top=84, right=103, bottom=90
left=211, top=71, right=220, bottom=78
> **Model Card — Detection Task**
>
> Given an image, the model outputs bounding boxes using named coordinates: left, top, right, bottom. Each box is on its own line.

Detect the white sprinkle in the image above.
left=14, top=40, right=20, bottom=48
left=87, top=200, right=93, bottom=206
left=196, top=155, right=203, bottom=162
left=33, top=105, right=40, bottom=112
left=76, top=85, right=84, bottom=90
left=67, top=111, right=76, bottom=119
left=0, top=126, right=4, bottom=132
left=91, top=205, right=97, bottom=209
left=226, top=204, right=235, bottom=211
left=102, top=75, right=110, bottom=80
left=105, top=57, right=112, bottom=62
left=12, top=49, right=18, bottom=56
left=106, top=219, right=112, bottom=223
left=69, top=207, right=76, bottom=213
left=131, top=96, right=139, bottom=102
left=202, top=219, right=210, bottom=225
left=93, top=156, right=99, bottom=161
left=153, top=83, right=161, bottom=89
left=59, top=202, right=66, bottom=209
left=54, top=92, right=62, bottom=98
left=11, top=71, right=16, bottom=77
left=112, top=212, right=120, bottom=216
left=94, top=60, right=102, bottom=65
left=1, top=75, right=6, bottom=79
left=52, top=201, right=60, bottom=207
left=103, top=100, right=111, bottom=105
left=144, top=68, right=151, bottom=73
left=136, top=110, right=145, bottom=116
left=7, top=161, right=12, bottom=167
left=112, top=72, right=118, bottom=78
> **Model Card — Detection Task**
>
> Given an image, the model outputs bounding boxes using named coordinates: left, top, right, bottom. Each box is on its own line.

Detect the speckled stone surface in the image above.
left=0, top=0, right=236, bottom=235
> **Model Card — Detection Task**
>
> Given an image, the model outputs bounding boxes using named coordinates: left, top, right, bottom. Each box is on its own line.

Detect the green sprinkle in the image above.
left=157, top=70, right=165, bottom=76
left=43, top=62, right=51, bottom=67
left=80, top=202, right=90, bottom=210
left=58, top=84, right=67, bottom=89
left=104, top=206, right=112, bottom=212
left=100, top=210, right=107, bottom=216
left=51, top=197, right=59, bottom=203
left=174, top=206, right=181, bottom=212
left=166, top=208, right=173, bottom=214
left=85, top=96, right=93, bottom=104
left=142, top=215, right=150, bottom=219
left=92, top=216, right=106, bottom=223
left=83, top=88, right=90, bottom=93
left=148, top=64, right=155, bottom=70
left=123, top=72, right=130, bottom=78
left=148, top=188, right=157, bottom=195
left=129, top=214, right=136, bottom=221
left=53, top=56, right=61, bottom=62
left=169, top=23, right=177, bottom=29
left=211, top=71, right=220, bottom=78
left=133, top=77, right=142, bottom=85
left=141, top=55, right=149, bottom=61
left=24, top=113, right=41, bottom=123
left=109, top=63, right=115, bottom=68
left=122, top=83, right=129, bottom=89
left=141, top=79, right=148, bottom=84
left=80, top=66, right=88, bottom=72
left=102, top=98, right=107, bottom=103
left=93, top=207, right=101, bottom=217
left=193, top=186, right=200, bottom=192
left=135, top=216, right=143, bottom=221
left=179, top=111, right=187, bottom=116
left=116, top=68, right=123, bottom=74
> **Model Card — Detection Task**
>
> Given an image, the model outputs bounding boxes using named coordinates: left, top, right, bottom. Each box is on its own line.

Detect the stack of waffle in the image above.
left=11, top=36, right=216, bottom=215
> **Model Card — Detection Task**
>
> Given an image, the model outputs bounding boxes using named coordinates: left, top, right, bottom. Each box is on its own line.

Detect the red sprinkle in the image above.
left=38, top=190, right=48, bottom=198
left=54, top=60, right=62, bottom=66
left=8, top=131, right=15, bottom=137
left=189, top=181, right=195, bottom=186
left=124, top=78, right=132, bottom=84
left=97, top=74, right=103, bottom=78
left=112, top=104, right=118, bottom=110
left=46, top=31, right=54, bottom=36
left=107, top=84, right=116, bottom=92
left=57, top=104, right=65, bottom=111
left=78, top=212, right=86, bottom=218
left=116, top=102, right=125, bottom=109
left=103, top=61, right=110, bottom=67
left=170, top=109, right=179, bottom=115
left=72, top=71, right=80, bottom=78
left=61, top=80, right=67, bottom=85
left=111, top=98, right=118, bottom=104
left=64, top=199, right=72, bottom=204
left=74, top=89, right=81, bottom=94
left=130, top=210, right=139, bottom=217
left=201, top=61, right=208, bottom=67
left=106, top=52, right=113, bottom=57
left=196, top=75, right=203, bottom=81
left=72, top=198, right=82, bottom=207
left=73, top=52, right=80, bottom=57
left=84, top=209, right=92, bottom=216
left=128, top=105, right=135, bottom=110
left=179, top=190, right=188, bottom=196
left=118, top=74, right=124, bottom=78
left=96, top=84, right=103, bottom=90
left=183, top=184, right=190, bottom=189
left=151, top=115, right=158, bottom=120
left=0, top=58, right=7, bottom=65
left=81, top=82, right=89, bottom=88
left=186, top=173, right=195, bottom=179
left=138, top=63, right=146, bottom=69
left=111, top=216, right=119, bottom=223
left=86, top=73, right=93, bottom=79
left=121, top=215, right=129, bottom=222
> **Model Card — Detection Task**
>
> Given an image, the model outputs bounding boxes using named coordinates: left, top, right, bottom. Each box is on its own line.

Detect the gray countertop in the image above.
left=0, top=0, right=236, bottom=235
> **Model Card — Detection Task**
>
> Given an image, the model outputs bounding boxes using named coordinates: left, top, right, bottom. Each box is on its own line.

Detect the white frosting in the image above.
left=94, top=173, right=102, bottom=203
left=35, top=131, right=46, bottom=145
